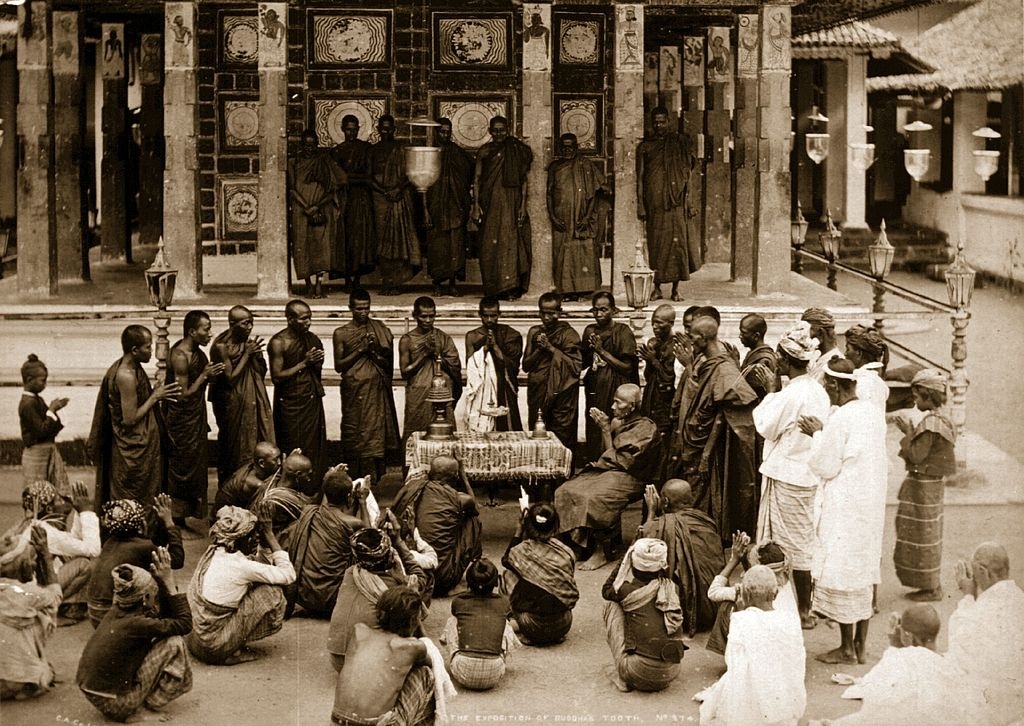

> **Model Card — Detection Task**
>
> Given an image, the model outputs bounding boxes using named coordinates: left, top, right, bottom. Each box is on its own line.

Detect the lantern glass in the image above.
left=849, top=142, right=876, bottom=171
left=868, top=220, right=895, bottom=279
left=818, top=210, right=841, bottom=262
left=790, top=211, right=809, bottom=248
left=972, top=150, right=1000, bottom=182
left=904, top=149, right=931, bottom=181
left=622, top=238, right=654, bottom=310
left=405, top=146, right=442, bottom=191
left=806, top=133, right=830, bottom=164
left=144, top=238, right=177, bottom=310
left=945, top=242, right=976, bottom=310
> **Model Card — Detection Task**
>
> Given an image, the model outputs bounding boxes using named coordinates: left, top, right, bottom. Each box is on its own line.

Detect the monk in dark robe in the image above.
left=370, top=115, right=420, bottom=295
left=391, top=455, right=481, bottom=597
left=89, top=326, right=180, bottom=513
left=333, top=289, right=401, bottom=482
left=738, top=313, right=778, bottom=404
left=639, top=479, right=725, bottom=636
left=581, top=292, right=639, bottom=466
left=209, top=306, right=275, bottom=486
left=279, top=465, right=370, bottom=617
left=546, top=132, right=605, bottom=299
left=213, top=441, right=281, bottom=515
left=522, top=292, right=582, bottom=452
left=636, top=106, right=699, bottom=302
left=465, top=296, right=523, bottom=432
left=399, top=297, right=462, bottom=447
left=164, top=310, right=223, bottom=527
left=331, top=114, right=376, bottom=289
left=426, top=118, right=473, bottom=298
left=679, top=317, right=759, bottom=546
left=268, top=300, right=327, bottom=483
left=639, top=304, right=678, bottom=435
left=472, top=115, right=532, bottom=299
left=555, top=384, right=660, bottom=571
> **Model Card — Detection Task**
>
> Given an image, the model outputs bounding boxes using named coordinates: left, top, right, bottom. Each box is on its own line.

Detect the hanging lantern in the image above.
left=903, top=149, right=931, bottom=181
left=867, top=219, right=895, bottom=280
left=405, top=118, right=442, bottom=229
left=849, top=142, right=876, bottom=171
left=144, top=237, right=178, bottom=311
left=971, top=126, right=1002, bottom=182
left=806, top=133, right=830, bottom=164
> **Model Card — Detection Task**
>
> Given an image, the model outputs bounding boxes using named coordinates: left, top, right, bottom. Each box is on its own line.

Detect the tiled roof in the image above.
left=794, top=20, right=902, bottom=50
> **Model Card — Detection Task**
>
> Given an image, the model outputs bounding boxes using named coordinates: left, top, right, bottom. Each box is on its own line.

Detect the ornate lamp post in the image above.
left=405, top=118, right=442, bottom=229
left=790, top=201, right=809, bottom=274
left=818, top=209, right=842, bottom=291
left=622, top=237, right=655, bottom=343
left=945, top=240, right=975, bottom=438
left=144, top=237, right=178, bottom=380
left=867, top=219, right=895, bottom=333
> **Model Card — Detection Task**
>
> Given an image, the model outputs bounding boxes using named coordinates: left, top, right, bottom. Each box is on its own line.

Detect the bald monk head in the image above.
left=661, top=479, right=695, bottom=511
left=610, top=383, right=642, bottom=420
left=973, top=541, right=1010, bottom=591
left=252, top=441, right=282, bottom=479
left=896, top=604, right=941, bottom=650
left=689, top=317, right=720, bottom=358
left=281, top=449, right=313, bottom=486
left=651, top=305, right=676, bottom=341
left=429, top=455, right=460, bottom=486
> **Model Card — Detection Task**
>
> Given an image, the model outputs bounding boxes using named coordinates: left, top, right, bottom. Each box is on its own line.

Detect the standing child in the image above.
left=19, top=355, right=69, bottom=494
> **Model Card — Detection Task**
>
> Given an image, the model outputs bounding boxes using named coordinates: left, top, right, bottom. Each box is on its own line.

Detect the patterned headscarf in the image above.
left=102, top=499, right=147, bottom=538
left=21, top=481, right=59, bottom=516
left=801, top=307, right=835, bottom=328
left=778, top=321, right=821, bottom=362
left=209, top=506, right=258, bottom=547
left=351, top=528, right=392, bottom=573
left=911, top=368, right=948, bottom=393
left=845, top=324, right=889, bottom=364
left=111, top=564, right=159, bottom=612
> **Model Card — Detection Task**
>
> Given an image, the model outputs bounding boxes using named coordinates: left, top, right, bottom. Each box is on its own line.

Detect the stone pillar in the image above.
left=732, top=14, right=759, bottom=281
left=163, top=3, right=201, bottom=297
left=16, top=2, right=56, bottom=296
left=611, top=4, right=645, bottom=297
left=99, top=23, right=128, bottom=263
left=522, top=3, right=553, bottom=297
left=705, top=26, right=733, bottom=265
left=682, top=37, right=705, bottom=263
left=138, top=35, right=164, bottom=246
left=825, top=59, right=847, bottom=223
left=257, top=3, right=288, bottom=299
left=52, top=11, right=83, bottom=281
left=752, top=3, right=792, bottom=296
left=843, top=55, right=868, bottom=228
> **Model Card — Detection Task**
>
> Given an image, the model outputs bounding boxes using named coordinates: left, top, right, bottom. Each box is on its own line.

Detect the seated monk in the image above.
left=0, top=525, right=62, bottom=701
left=249, top=450, right=315, bottom=535
left=327, top=527, right=425, bottom=672
left=77, top=548, right=193, bottom=722
left=555, top=384, right=661, bottom=570
left=186, top=507, right=295, bottom=665
left=501, top=503, right=579, bottom=646
left=601, top=538, right=687, bottom=693
left=638, top=480, right=725, bottom=636
left=332, top=585, right=455, bottom=726
left=279, top=465, right=371, bottom=617
left=390, top=455, right=482, bottom=597
left=213, top=441, right=282, bottom=517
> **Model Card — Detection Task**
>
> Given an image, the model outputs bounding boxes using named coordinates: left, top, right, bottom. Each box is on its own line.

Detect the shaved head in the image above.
left=901, top=604, right=941, bottom=646
left=254, top=441, right=281, bottom=462
left=691, top=317, right=719, bottom=340
left=973, top=541, right=1010, bottom=581
left=429, top=455, right=460, bottom=484
left=282, top=450, right=312, bottom=475
left=229, top=305, right=252, bottom=324
left=653, top=305, right=676, bottom=322
left=616, top=383, right=642, bottom=406
left=285, top=299, right=310, bottom=319
left=661, top=479, right=694, bottom=509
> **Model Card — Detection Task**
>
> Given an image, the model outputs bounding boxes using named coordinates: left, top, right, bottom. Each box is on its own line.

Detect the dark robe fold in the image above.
left=640, top=335, right=678, bottom=435
left=466, top=324, right=523, bottom=432
left=288, top=148, right=345, bottom=278
left=638, top=509, right=725, bottom=636
left=280, top=504, right=361, bottom=616
left=331, top=139, right=377, bottom=277
left=477, top=136, right=533, bottom=296
left=370, top=139, right=420, bottom=288
left=582, top=322, right=639, bottom=465
left=400, top=328, right=461, bottom=446
left=270, top=330, right=327, bottom=479
left=740, top=344, right=778, bottom=404
left=163, top=342, right=211, bottom=510
left=426, top=141, right=473, bottom=281
left=335, top=319, right=401, bottom=464
left=638, top=132, right=700, bottom=283
left=547, top=154, right=603, bottom=295
left=523, top=322, right=582, bottom=451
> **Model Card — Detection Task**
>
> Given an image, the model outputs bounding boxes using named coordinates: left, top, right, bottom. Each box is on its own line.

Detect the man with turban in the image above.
left=327, top=527, right=426, bottom=671
left=0, top=524, right=62, bottom=700
left=601, top=537, right=686, bottom=693
left=186, top=506, right=295, bottom=665
left=843, top=324, right=890, bottom=412
left=750, top=320, right=831, bottom=628
left=87, top=493, right=185, bottom=627
left=77, top=547, right=193, bottom=722
left=801, top=308, right=843, bottom=383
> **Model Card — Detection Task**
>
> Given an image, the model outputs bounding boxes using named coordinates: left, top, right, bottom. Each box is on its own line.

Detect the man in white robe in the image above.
left=458, top=345, right=501, bottom=434
left=799, top=359, right=887, bottom=665
left=752, top=321, right=830, bottom=628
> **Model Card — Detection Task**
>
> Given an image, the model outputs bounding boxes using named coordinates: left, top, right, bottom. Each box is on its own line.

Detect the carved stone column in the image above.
left=732, top=14, right=759, bottom=281
left=704, top=26, right=733, bottom=265
left=100, top=22, right=128, bottom=263
left=257, top=3, right=288, bottom=299
left=682, top=37, right=705, bottom=267
left=138, top=34, right=165, bottom=246
left=522, top=3, right=553, bottom=297
left=163, top=3, right=201, bottom=297
left=53, top=11, right=84, bottom=281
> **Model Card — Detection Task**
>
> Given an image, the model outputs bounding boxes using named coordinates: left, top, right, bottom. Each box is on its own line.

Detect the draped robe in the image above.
left=280, top=504, right=361, bottom=616
left=427, top=141, right=473, bottom=281
left=335, top=319, right=401, bottom=463
left=637, top=132, right=700, bottom=284
left=400, top=328, right=461, bottom=446
left=466, top=324, right=523, bottom=432
left=331, top=139, right=377, bottom=277
left=370, top=139, right=420, bottom=288
left=270, top=329, right=327, bottom=479
left=477, top=137, right=533, bottom=296
left=547, top=154, right=603, bottom=294
left=523, top=322, right=582, bottom=451
left=288, top=148, right=344, bottom=278
left=164, top=342, right=211, bottom=508
left=582, top=321, right=639, bottom=465
left=640, top=335, right=677, bottom=435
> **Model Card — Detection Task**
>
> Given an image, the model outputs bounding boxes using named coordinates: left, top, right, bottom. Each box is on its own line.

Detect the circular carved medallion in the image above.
left=450, top=21, right=494, bottom=64
left=225, top=105, right=259, bottom=144
left=560, top=22, right=598, bottom=64
left=226, top=188, right=258, bottom=230
left=224, top=19, right=258, bottom=64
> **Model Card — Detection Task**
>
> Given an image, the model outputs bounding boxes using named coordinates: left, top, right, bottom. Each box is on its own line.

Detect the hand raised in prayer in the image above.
left=304, top=347, right=325, bottom=366
left=643, top=485, right=661, bottom=519
left=153, top=493, right=175, bottom=529
left=48, top=397, right=70, bottom=413
left=535, top=332, right=551, bottom=351
left=638, top=341, right=656, bottom=363
left=29, top=524, right=50, bottom=559
left=748, top=363, right=775, bottom=392
left=887, top=611, right=905, bottom=647
left=730, top=531, right=751, bottom=561
left=150, top=546, right=173, bottom=586
left=672, top=333, right=693, bottom=367
left=202, top=362, right=226, bottom=380
left=955, top=558, right=977, bottom=597
left=797, top=415, right=823, bottom=436
left=153, top=379, right=182, bottom=402
left=70, top=480, right=93, bottom=513
left=588, top=407, right=611, bottom=431
left=245, top=336, right=265, bottom=355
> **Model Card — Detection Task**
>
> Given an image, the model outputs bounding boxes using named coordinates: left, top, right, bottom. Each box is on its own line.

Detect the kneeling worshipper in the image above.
left=0, top=525, right=62, bottom=701
left=638, top=480, right=725, bottom=636
left=213, top=441, right=282, bottom=517
left=555, top=383, right=661, bottom=571
left=327, top=527, right=426, bottom=672
left=332, top=585, right=456, bottom=726
left=87, top=494, right=185, bottom=627
left=697, top=565, right=807, bottom=726
left=279, top=464, right=371, bottom=617
left=77, top=548, right=193, bottom=722
left=819, top=604, right=989, bottom=726
left=501, top=502, right=579, bottom=646
left=601, top=538, right=687, bottom=693
left=186, top=506, right=295, bottom=665
left=442, top=558, right=520, bottom=691
left=390, top=455, right=482, bottom=597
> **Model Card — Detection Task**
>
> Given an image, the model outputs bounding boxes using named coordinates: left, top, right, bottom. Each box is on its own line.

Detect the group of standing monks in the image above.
left=289, top=107, right=700, bottom=304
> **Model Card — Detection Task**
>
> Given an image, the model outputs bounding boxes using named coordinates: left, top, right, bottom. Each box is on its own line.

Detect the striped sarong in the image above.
left=82, top=635, right=192, bottom=721
left=331, top=666, right=435, bottom=726
left=757, top=478, right=817, bottom=571
left=812, top=584, right=872, bottom=625
left=894, top=475, right=944, bottom=591
left=22, top=442, right=69, bottom=496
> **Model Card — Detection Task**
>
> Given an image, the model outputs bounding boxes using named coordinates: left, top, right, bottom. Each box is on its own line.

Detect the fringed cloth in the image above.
left=894, top=475, right=944, bottom=591
left=813, top=584, right=873, bottom=625
left=756, top=478, right=818, bottom=571
left=81, top=635, right=192, bottom=721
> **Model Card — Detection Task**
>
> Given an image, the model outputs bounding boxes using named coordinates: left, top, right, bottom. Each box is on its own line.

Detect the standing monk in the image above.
left=164, top=310, right=224, bottom=528
left=268, top=300, right=327, bottom=482
left=426, top=118, right=473, bottom=298
left=738, top=314, right=777, bottom=404
left=370, top=115, right=420, bottom=295
left=636, top=106, right=699, bottom=302
left=472, top=115, right=533, bottom=300
left=522, top=292, right=582, bottom=452
left=546, top=132, right=606, bottom=300
left=89, top=326, right=180, bottom=512
left=465, top=296, right=523, bottom=432
left=399, top=297, right=462, bottom=446
left=639, top=304, right=678, bottom=436
left=288, top=129, right=344, bottom=299
left=581, top=292, right=639, bottom=466
left=333, top=289, right=401, bottom=483
left=680, top=317, right=758, bottom=545
left=209, top=306, right=274, bottom=486
left=331, top=114, right=376, bottom=290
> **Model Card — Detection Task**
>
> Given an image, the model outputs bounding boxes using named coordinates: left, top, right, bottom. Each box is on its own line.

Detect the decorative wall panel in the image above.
left=307, top=9, right=391, bottom=69
left=220, top=12, right=258, bottom=67
left=432, top=13, right=512, bottom=71
left=219, top=94, right=260, bottom=152
left=555, top=15, right=604, bottom=68
left=310, top=95, right=389, bottom=145
left=219, top=176, right=259, bottom=239
left=433, top=96, right=511, bottom=150
left=555, top=94, right=602, bottom=152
